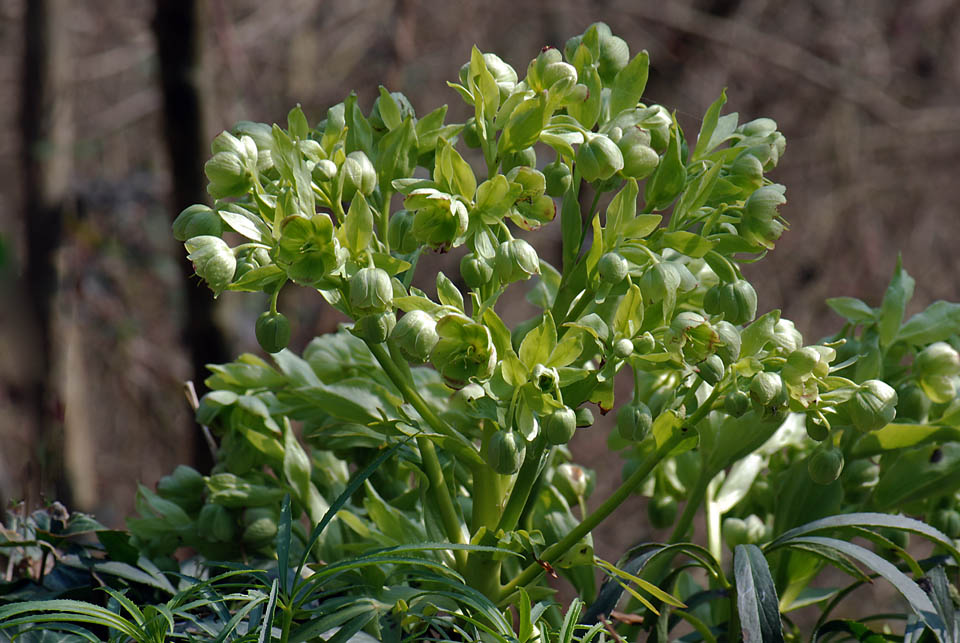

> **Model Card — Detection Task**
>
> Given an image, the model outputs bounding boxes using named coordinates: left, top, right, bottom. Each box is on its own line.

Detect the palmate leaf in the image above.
left=734, top=544, right=785, bottom=643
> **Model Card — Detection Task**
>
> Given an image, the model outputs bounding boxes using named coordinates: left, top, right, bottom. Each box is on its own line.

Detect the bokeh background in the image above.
left=1, top=0, right=959, bottom=606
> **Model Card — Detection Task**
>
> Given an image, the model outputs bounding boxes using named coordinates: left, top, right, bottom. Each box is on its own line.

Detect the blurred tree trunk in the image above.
left=21, top=0, right=73, bottom=506
left=153, top=0, right=225, bottom=474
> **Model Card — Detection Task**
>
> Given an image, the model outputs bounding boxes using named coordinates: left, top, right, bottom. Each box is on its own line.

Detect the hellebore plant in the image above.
left=14, top=21, right=959, bottom=641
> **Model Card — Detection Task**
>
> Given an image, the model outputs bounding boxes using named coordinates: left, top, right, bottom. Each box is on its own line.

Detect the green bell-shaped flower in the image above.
left=387, top=209, right=418, bottom=254
left=703, top=279, right=757, bottom=325
left=390, top=310, right=439, bottom=363
left=495, top=238, right=540, bottom=283
left=197, top=503, right=236, bottom=543
left=185, top=235, right=236, bottom=295
left=617, top=401, right=653, bottom=442
left=612, top=126, right=659, bottom=180
left=405, top=188, right=469, bottom=250
left=713, top=321, right=742, bottom=365
left=544, top=160, right=573, bottom=197
left=430, top=313, right=498, bottom=388
left=915, top=342, right=960, bottom=403
left=576, top=133, right=624, bottom=182
left=750, top=371, right=786, bottom=414
left=255, top=311, right=291, bottom=353
left=460, top=252, right=494, bottom=288
left=846, top=380, right=898, bottom=432
left=697, top=354, right=725, bottom=385
left=352, top=311, right=396, bottom=344
left=173, top=204, right=224, bottom=241
left=277, top=213, right=343, bottom=284
left=544, top=406, right=577, bottom=445
left=341, top=150, right=377, bottom=201
left=598, top=252, right=629, bottom=285
left=484, top=429, right=525, bottom=475
left=740, top=185, right=787, bottom=250
left=349, top=266, right=393, bottom=316
left=807, top=446, right=844, bottom=485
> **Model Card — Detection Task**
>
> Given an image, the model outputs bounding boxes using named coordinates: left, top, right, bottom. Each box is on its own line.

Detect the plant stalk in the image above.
left=500, top=428, right=686, bottom=599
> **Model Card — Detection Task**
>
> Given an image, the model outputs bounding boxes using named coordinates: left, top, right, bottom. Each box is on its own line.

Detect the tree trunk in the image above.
left=153, top=0, right=226, bottom=474
left=21, top=0, right=73, bottom=507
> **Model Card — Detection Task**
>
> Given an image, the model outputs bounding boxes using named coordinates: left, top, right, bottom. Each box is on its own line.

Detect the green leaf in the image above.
left=653, top=409, right=697, bottom=456
left=482, top=307, right=516, bottom=359
left=872, top=442, right=960, bottom=510
left=609, top=51, right=650, bottom=116
left=567, top=65, right=602, bottom=130
left=620, top=214, right=661, bottom=240
left=469, top=45, right=500, bottom=116
left=786, top=536, right=946, bottom=637
left=560, top=189, right=582, bottom=272
left=691, top=90, right=727, bottom=161
left=229, top=265, right=286, bottom=292
left=287, top=104, right=309, bottom=140
left=852, top=423, right=960, bottom=456
left=500, top=94, right=547, bottom=155
left=605, top=179, right=638, bottom=243
left=613, top=282, right=643, bottom=339
left=584, top=215, right=603, bottom=283
left=878, top=255, right=914, bottom=348
left=377, top=86, right=402, bottom=130
left=673, top=160, right=723, bottom=223
left=658, top=230, right=716, bottom=258
left=276, top=495, right=292, bottom=596
left=897, top=300, right=960, bottom=345
left=519, top=312, right=557, bottom=369
left=377, top=117, right=417, bottom=188
left=546, top=331, right=584, bottom=368
left=644, top=121, right=686, bottom=210
left=415, top=104, right=449, bottom=155
left=825, top=297, right=876, bottom=323
left=436, top=138, right=477, bottom=201
left=740, top=310, right=781, bottom=357
left=218, top=206, right=269, bottom=242
left=344, top=93, right=373, bottom=156
left=733, top=544, right=785, bottom=643
left=343, top=193, right=374, bottom=254
left=814, top=620, right=890, bottom=642
left=283, top=418, right=312, bottom=503
left=436, top=271, right=464, bottom=312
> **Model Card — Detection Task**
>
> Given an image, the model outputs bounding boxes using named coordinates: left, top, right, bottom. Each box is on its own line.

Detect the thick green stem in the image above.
left=495, top=436, right=547, bottom=534
left=365, top=341, right=467, bottom=568
left=500, top=428, right=686, bottom=599
left=669, top=470, right=711, bottom=544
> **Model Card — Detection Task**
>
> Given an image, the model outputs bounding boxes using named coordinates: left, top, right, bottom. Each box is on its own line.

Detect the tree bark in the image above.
left=21, top=0, right=73, bottom=506
left=153, top=0, right=226, bottom=474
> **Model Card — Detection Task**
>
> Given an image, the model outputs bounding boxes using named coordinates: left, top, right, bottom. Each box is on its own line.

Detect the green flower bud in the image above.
left=391, top=310, right=439, bottom=363
left=341, top=150, right=377, bottom=200
left=495, top=239, right=540, bottom=283
left=697, top=354, right=725, bottom=385
left=724, top=390, right=750, bottom=417
left=369, top=90, right=415, bottom=131
left=846, top=380, right=897, bottom=432
left=575, top=406, right=595, bottom=428
left=773, top=318, right=803, bottom=354
left=741, top=185, right=787, bottom=250
left=613, top=338, right=634, bottom=359
left=598, top=252, right=629, bottom=285
left=713, top=321, right=742, bottom=365
left=896, top=384, right=930, bottom=423
left=920, top=375, right=956, bottom=405
left=197, top=503, right=236, bottom=542
left=545, top=406, right=577, bottom=445
left=312, top=159, right=338, bottom=183
left=633, top=332, right=656, bottom=354
left=462, top=117, right=482, bottom=148
left=729, top=153, right=764, bottom=191
left=615, top=126, right=659, bottom=179
left=482, top=52, right=518, bottom=100
left=576, top=133, right=624, bottom=182
left=544, top=161, right=573, bottom=197
left=431, top=313, right=497, bottom=388
left=406, top=188, right=469, bottom=250
left=722, top=514, right=766, bottom=548
left=233, top=121, right=274, bottom=171
left=915, top=341, right=960, bottom=379
left=595, top=26, right=629, bottom=85
left=807, top=446, right=844, bottom=485
left=255, top=311, right=291, bottom=353
left=739, top=118, right=778, bottom=138
left=156, top=465, right=205, bottom=513
left=173, top=204, right=224, bottom=242
left=647, top=495, right=678, bottom=529
left=349, top=267, right=393, bottom=316
left=782, top=346, right=822, bottom=384
left=526, top=47, right=563, bottom=92
left=541, top=61, right=578, bottom=95
left=388, top=210, right=418, bottom=254
left=460, top=252, right=494, bottom=288
left=805, top=414, right=830, bottom=441
left=352, top=311, right=396, bottom=344
left=501, top=147, right=537, bottom=173
left=554, top=463, right=589, bottom=502
left=484, top=430, right=525, bottom=475
left=639, top=262, right=681, bottom=304
left=617, top=402, right=653, bottom=442
left=750, top=372, right=785, bottom=412
left=205, top=150, right=253, bottom=199
left=930, top=509, right=960, bottom=540
left=185, top=235, right=236, bottom=295
left=242, top=508, right=278, bottom=548
left=703, top=279, right=757, bottom=326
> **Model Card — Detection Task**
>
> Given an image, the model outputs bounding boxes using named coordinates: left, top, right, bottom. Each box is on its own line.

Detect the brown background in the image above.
left=1, top=0, right=959, bottom=620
